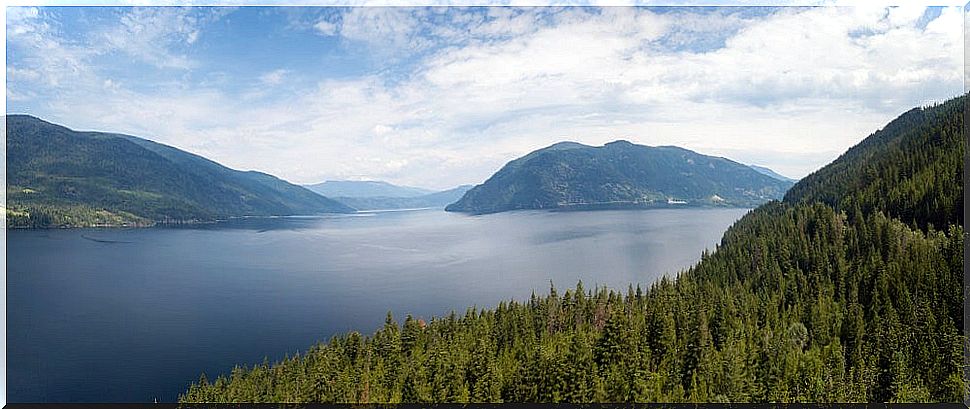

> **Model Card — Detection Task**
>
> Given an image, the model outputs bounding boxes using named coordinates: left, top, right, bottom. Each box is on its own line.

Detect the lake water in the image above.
left=7, top=207, right=749, bottom=402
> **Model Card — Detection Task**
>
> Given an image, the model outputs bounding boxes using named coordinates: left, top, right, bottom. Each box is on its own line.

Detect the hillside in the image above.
left=181, top=95, right=964, bottom=403
left=784, top=96, right=964, bottom=230
left=445, top=141, right=793, bottom=214
left=306, top=180, right=433, bottom=198
left=6, top=115, right=354, bottom=228
left=333, top=185, right=474, bottom=211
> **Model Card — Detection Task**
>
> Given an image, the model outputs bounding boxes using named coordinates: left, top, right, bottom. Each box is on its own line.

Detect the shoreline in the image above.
left=4, top=212, right=369, bottom=230
left=6, top=204, right=763, bottom=229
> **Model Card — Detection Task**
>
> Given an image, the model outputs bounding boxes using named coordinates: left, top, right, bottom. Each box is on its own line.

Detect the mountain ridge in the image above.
left=748, top=164, right=797, bottom=183
left=306, top=180, right=434, bottom=198
left=783, top=96, right=964, bottom=230
left=333, top=185, right=474, bottom=211
left=446, top=140, right=794, bottom=214
left=6, top=115, right=354, bottom=228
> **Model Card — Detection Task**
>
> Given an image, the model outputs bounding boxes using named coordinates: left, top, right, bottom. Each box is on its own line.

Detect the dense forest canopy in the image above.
left=181, top=95, right=965, bottom=403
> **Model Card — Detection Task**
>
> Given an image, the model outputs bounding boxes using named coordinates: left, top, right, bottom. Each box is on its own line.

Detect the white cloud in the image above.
left=96, top=8, right=206, bottom=69
left=372, top=124, right=394, bottom=136
left=6, top=6, right=224, bottom=94
left=6, top=7, right=99, bottom=88
left=7, top=6, right=964, bottom=191
left=258, top=69, right=290, bottom=86
left=336, top=7, right=429, bottom=53
left=313, top=19, right=339, bottom=35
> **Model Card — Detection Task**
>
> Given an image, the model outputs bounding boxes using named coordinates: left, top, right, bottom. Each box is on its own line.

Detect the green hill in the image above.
left=6, top=115, right=354, bottom=228
left=445, top=141, right=793, bottom=214
left=181, top=95, right=964, bottom=403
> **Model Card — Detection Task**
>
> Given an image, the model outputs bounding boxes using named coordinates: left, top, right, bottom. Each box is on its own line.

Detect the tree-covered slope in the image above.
left=6, top=115, right=354, bottom=227
left=446, top=141, right=793, bottom=214
left=181, top=95, right=964, bottom=403
left=784, top=95, right=964, bottom=230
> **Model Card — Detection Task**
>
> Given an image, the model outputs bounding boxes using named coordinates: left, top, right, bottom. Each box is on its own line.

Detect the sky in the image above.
left=5, top=5, right=964, bottom=190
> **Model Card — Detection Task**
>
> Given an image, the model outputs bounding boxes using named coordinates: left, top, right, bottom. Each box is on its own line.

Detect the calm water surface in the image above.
left=8, top=207, right=748, bottom=402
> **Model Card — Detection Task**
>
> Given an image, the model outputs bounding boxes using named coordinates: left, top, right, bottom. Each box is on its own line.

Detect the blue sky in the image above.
left=5, top=5, right=964, bottom=189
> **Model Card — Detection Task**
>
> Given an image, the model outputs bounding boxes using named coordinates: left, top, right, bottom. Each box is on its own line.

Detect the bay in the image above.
left=7, top=207, right=748, bottom=402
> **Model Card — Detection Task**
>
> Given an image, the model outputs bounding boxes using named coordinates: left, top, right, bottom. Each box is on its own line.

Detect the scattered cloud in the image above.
left=6, top=6, right=963, bottom=190
left=259, top=69, right=290, bottom=85
left=97, top=8, right=199, bottom=69
left=313, top=19, right=339, bottom=36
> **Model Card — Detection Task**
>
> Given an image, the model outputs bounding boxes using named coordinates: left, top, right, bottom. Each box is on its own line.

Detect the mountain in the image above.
left=784, top=96, right=964, bottom=230
left=748, top=164, right=796, bottom=183
left=333, top=185, right=474, bottom=211
left=182, top=95, right=965, bottom=403
left=5, top=115, right=354, bottom=227
left=305, top=180, right=433, bottom=198
left=446, top=140, right=794, bottom=214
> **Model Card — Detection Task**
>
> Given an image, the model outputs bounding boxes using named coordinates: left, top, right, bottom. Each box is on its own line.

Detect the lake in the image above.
left=7, top=207, right=749, bottom=402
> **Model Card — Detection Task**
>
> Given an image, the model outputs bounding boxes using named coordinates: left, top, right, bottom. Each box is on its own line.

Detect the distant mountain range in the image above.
left=6, top=115, right=354, bottom=228
left=748, top=164, right=797, bottom=183
left=330, top=185, right=474, bottom=211
left=304, top=180, right=472, bottom=211
left=7, top=115, right=799, bottom=226
left=446, top=140, right=794, bottom=214
left=305, top=180, right=433, bottom=198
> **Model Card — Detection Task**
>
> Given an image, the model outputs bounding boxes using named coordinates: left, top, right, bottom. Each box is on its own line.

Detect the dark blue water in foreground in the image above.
left=8, top=207, right=748, bottom=402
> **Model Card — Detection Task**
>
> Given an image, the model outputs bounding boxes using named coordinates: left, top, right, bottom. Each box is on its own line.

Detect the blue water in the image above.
left=7, top=207, right=748, bottom=402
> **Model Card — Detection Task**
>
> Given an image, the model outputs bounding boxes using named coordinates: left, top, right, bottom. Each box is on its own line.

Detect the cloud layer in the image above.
left=6, top=6, right=963, bottom=189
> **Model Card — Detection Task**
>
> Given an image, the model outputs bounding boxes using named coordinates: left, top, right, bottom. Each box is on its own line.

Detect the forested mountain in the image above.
left=445, top=141, right=793, bottom=214
left=181, top=95, right=964, bottom=403
left=784, top=96, right=963, bottom=231
left=306, top=180, right=433, bottom=198
left=6, top=115, right=354, bottom=227
left=334, top=185, right=474, bottom=211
